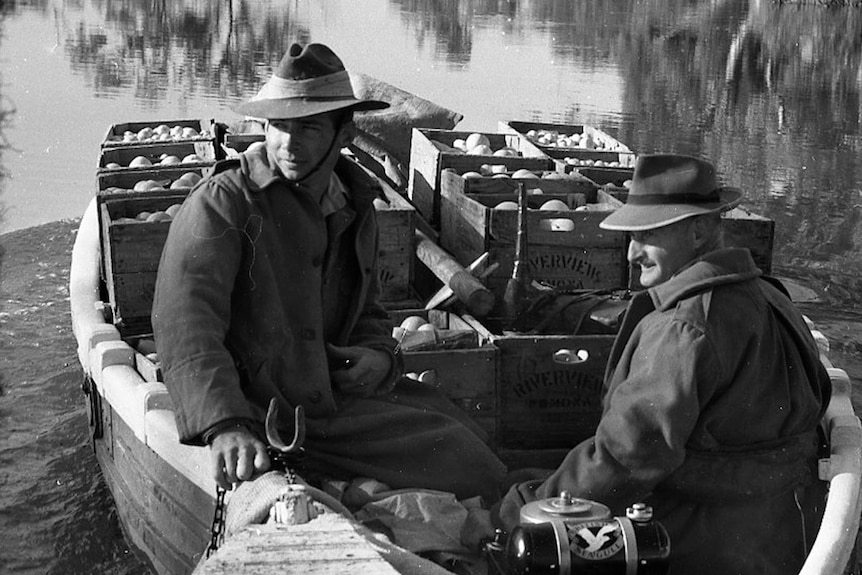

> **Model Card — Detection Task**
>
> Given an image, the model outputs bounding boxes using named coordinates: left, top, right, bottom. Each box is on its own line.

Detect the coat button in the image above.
left=309, top=391, right=322, bottom=403
left=312, top=255, right=323, bottom=267
left=301, top=328, right=315, bottom=340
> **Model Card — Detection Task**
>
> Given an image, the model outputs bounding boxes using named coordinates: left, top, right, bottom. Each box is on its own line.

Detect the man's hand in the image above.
left=327, top=343, right=393, bottom=396
left=210, top=428, right=271, bottom=490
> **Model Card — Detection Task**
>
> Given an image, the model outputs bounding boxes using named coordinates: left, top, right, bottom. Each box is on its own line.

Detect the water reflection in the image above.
left=619, top=0, right=862, bottom=303
left=2, top=0, right=862, bottom=274
left=0, top=0, right=859, bottom=296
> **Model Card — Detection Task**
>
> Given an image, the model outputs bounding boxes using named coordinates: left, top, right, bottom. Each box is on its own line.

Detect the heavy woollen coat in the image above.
left=499, top=248, right=831, bottom=574
left=152, top=145, right=505, bottom=500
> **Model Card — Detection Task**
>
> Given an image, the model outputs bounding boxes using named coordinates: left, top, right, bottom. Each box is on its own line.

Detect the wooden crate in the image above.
left=499, top=120, right=632, bottom=153
left=102, top=118, right=217, bottom=147
left=492, top=333, right=615, bottom=452
left=407, top=128, right=552, bottom=227
left=98, top=166, right=211, bottom=199
left=375, top=185, right=415, bottom=302
left=100, top=193, right=189, bottom=336
left=439, top=175, right=629, bottom=306
left=389, top=309, right=498, bottom=442
left=572, top=166, right=635, bottom=202
left=721, top=207, right=775, bottom=274
left=98, top=140, right=216, bottom=170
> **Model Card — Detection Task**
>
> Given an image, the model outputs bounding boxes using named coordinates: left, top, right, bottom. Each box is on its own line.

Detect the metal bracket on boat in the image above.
left=265, top=398, right=306, bottom=454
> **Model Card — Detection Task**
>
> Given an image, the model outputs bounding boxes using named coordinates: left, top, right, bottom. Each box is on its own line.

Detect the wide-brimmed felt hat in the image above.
left=599, top=154, right=743, bottom=231
left=232, top=43, right=390, bottom=120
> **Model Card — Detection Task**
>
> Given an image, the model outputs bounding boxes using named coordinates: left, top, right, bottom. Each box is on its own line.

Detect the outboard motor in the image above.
left=485, top=491, right=670, bottom=575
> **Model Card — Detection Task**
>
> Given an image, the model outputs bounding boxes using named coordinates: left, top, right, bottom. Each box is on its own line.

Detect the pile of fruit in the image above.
left=561, top=157, right=627, bottom=168
left=453, top=166, right=587, bottom=180
left=102, top=171, right=203, bottom=194
left=394, top=315, right=439, bottom=337
left=493, top=197, right=590, bottom=230
left=105, top=123, right=210, bottom=144
left=432, top=132, right=522, bottom=157
left=524, top=128, right=627, bottom=151
left=103, top=152, right=207, bottom=170
left=113, top=202, right=184, bottom=224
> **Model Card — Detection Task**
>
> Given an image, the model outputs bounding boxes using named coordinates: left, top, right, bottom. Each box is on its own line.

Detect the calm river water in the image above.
left=1, top=0, right=861, bottom=573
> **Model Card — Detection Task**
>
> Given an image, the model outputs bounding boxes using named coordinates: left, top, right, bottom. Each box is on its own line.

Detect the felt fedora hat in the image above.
left=599, top=154, right=743, bottom=231
left=232, top=43, right=389, bottom=120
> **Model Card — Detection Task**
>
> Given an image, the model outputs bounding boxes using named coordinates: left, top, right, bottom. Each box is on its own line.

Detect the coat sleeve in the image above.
left=151, top=179, right=253, bottom=445
left=499, top=316, right=724, bottom=526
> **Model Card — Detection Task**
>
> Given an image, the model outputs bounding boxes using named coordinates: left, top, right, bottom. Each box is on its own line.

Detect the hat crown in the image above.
left=231, top=41, right=389, bottom=120
left=598, top=153, right=743, bottom=231
left=276, top=43, right=346, bottom=81
left=633, top=154, right=717, bottom=200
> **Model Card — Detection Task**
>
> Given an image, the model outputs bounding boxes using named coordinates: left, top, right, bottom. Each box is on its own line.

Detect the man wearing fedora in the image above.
left=152, top=43, right=505, bottom=502
left=493, top=154, right=831, bottom=573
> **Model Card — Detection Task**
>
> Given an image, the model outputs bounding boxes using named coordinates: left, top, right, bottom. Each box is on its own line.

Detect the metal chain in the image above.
left=206, top=485, right=227, bottom=558
left=268, top=447, right=304, bottom=484
left=204, top=449, right=303, bottom=559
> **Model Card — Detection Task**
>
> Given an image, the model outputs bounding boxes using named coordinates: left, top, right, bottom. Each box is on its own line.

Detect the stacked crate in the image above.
left=406, top=120, right=777, bottom=468
left=407, top=128, right=553, bottom=228
left=570, top=165, right=635, bottom=203
left=438, top=169, right=629, bottom=307
left=389, top=309, right=497, bottom=442
left=435, top=168, right=627, bottom=467
left=491, top=328, right=617, bottom=467
left=499, top=120, right=636, bottom=172
left=402, top=126, right=626, bottom=466
left=97, top=120, right=219, bottom=336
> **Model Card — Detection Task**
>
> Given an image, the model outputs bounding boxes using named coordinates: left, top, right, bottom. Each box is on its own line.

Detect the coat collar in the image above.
left=648, top=248, right=762, bottom=311
left=239, top=143, right=381, bottom=211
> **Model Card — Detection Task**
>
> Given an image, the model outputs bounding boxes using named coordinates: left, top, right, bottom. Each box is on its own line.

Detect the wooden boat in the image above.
left=71, top=116, right=862, bottom=574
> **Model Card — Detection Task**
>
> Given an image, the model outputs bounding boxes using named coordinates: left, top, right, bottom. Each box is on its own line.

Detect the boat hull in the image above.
left=91, top=391, right=213, bottom=575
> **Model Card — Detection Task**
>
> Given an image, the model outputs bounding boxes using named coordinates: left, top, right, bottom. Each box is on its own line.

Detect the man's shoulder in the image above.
left=210, top=157, right=243, bottom=175
left=192, top=158, right=251, bottom=197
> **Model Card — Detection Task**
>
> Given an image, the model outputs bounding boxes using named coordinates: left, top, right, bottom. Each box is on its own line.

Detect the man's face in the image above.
left=265, top=113, right=341, bottom=181
left=628, top=219, right=697, bottom=288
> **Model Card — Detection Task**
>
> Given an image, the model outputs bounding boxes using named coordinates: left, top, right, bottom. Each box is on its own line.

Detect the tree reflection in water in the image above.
left=6, top=0, right=862, bottom=303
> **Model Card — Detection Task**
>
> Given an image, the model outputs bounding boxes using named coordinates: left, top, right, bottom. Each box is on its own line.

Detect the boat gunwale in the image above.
left=70, top=190, right=862, bottom=574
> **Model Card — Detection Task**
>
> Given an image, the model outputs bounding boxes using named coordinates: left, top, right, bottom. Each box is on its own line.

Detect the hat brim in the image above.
left=232, top=97, right=389, bottom=120
left=599, top=187, right=743, bottom=231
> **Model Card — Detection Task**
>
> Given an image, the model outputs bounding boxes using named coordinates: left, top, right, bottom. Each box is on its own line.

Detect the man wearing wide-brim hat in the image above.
left=153, top=43, right=505, bottom=503
left=495, top=154, right=831, bottom=574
